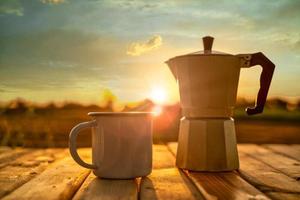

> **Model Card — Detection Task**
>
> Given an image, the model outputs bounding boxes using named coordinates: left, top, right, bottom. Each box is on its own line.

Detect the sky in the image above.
left=0, top=0, right=300, bottom=105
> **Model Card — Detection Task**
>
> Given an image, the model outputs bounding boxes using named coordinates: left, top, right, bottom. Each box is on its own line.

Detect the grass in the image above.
left=234, top=107, right=300, bottom=122
left=0, top=98, right=299, bottom=147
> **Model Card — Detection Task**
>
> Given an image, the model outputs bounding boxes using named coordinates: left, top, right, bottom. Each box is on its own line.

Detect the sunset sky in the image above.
left=1, top=0, right=300, bottom=104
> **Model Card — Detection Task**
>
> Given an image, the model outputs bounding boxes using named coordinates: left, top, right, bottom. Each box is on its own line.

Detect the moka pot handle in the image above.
left=239, top=52, right=275, bottom=115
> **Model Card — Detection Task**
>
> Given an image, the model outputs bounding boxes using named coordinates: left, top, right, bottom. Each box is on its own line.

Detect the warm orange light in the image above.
left=152, top=105, right=163, bottom=116
left=150, top=87, right=166, bottom=104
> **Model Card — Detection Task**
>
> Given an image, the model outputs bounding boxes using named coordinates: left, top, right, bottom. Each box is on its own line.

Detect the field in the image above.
left=0, top=98, right=299, bottom=147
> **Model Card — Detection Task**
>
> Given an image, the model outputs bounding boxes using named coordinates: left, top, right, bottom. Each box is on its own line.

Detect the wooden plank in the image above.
left=238, top=151, right=300, bottom=193
left=238, top=144, right=300, bottom=180
left=266, top=192, right=300, bottom=200
left=167, top=142, right=177, bottom=156
left=0, top=148, right=65, bottom=198
left=0, top=146, right=12, bottom=154
left=0, top=148, right=31, bottom=167
left=292, top=144, right=300, bottom=151
left=167, top=143, right=270, bottom=200
left=73, top=173, right=138, bottom=200
left=2, top=149, right=91, bottom=200
left=140, top=144, right=203, bottom=200
left=239, top=146, right=300, bottom=199
left=263, top=144, right=300, bottom=161
left=140, top=168, right=204, bottom=200
left=152, top=144, right=176, bottom=169
left=185, top=171, right=270, bottom=200
left=0, top=148, right=61, bottom=169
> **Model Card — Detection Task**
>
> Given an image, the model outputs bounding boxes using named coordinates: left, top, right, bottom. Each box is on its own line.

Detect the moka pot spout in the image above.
left=165, top=60, right=177, bottom=80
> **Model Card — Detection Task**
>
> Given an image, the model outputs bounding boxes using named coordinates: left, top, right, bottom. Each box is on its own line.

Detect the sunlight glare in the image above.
left=152, top=105, right=163, bottom=116
left=150, top=87, right=167, bottom=104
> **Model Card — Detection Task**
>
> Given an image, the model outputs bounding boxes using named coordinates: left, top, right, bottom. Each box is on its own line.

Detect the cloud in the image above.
left=294, top=40, right=300, bottom=52
left=0, top=29, right=124, bottom=66
left=0, top=29, right=131, bottom=91
left=40, top=0, right=66, bottom=5
left=107, top=0, right=163, bottom=11
left=127, top=35, right=162, bottom=56
left=0, top=85, right=16, bottom=93
left=0, top=0, right=23, bottom=16
left=0, top=0, right=66, bottom=17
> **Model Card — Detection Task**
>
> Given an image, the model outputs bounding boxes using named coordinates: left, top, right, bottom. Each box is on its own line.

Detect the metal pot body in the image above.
left=168, top=55, right=241, bottom=118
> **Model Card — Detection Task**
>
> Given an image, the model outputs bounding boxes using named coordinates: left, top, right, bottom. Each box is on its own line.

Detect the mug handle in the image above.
left=69, top=120, right=97, bottom=169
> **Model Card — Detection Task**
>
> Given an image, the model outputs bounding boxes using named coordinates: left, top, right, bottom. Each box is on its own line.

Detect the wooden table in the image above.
left=0, top=143, right=300, bottom=200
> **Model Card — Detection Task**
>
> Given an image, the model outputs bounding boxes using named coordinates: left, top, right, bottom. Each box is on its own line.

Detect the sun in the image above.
left=152, top=105, right=163, bottom=116
left=150, top=87, right=167, bottom=104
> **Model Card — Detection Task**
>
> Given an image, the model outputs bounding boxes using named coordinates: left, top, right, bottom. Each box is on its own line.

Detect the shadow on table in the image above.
left=139, top=177, right=158, bottom=199
left=73, top=174, right=139, bottom=199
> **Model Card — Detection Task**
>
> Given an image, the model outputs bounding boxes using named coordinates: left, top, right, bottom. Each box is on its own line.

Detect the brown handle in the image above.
left=246, top=52, right=275, bottom=115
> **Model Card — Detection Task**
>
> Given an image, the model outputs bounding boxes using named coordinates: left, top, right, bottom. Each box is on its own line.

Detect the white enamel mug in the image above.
left=69, top=112, right=153, bottom=179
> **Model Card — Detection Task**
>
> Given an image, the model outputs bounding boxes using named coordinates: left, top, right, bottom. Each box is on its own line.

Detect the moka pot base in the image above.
left=176, top=117, right=239, bottom=171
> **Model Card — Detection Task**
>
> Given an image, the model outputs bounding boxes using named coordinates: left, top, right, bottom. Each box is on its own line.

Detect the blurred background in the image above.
left=0, top=0, right=299, bottom=147
left=1, top=94, right=299, bottom=147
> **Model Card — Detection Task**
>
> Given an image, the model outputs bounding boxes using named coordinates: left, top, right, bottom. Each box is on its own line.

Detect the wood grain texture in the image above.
left=263, top=144, right=300, bottom=161
left=186, top=171, right=270, bottom=200
left=152, top=144, right=176, bottom=169
left=238, top=151, right=300, bottom=193
left=167, top=142, right=178, bottom=157
left=2, top=149, right=91, bottom=200
left=0, top=148, right=62, bottom=169
left=167, top=143, right=269, bottom=200
left=140, top=168, right=203, bottom=200
left=292, top=144, right=300, bottom=151
left=238, top=144, right=300, bottom=180
left=0, top=149, right=64, bottom=198
left=0, top=148, right=30, bottom=167
left=0, top=146, right=12, bottom=154
left=73, top=173, right=138, bottom=200
left=140, top=144, right=203, bottom=200
left=266, top=192, right=300, bottom=200
left=2, top=144, right=300, bottom=200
